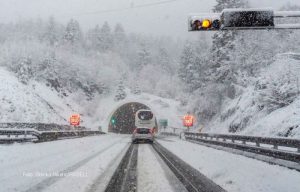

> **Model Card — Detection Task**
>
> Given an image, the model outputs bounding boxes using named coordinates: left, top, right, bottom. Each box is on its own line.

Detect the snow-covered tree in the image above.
left=43, top=17, right=60, bottom=46
left=209, top=0, right=248, bottom=84
left=157, top=47, right=173, bottom=74
left=63, top=19, right=83, bottom=47
left=178, top=42, right=201, bottom=92
left=114, top=79, right=127, bottom=101
left=136, top=42, right=151, bottom=71
left=258, top=58, right=300, bottom=112
left=214, top=0, right=247, bottom=12
left=98, top=22, right=113, bottom=52
left=114, top=23, right=126, bottom=43
left=16, top=57, right=33, bottom=84
left=86, top=25, right=101, bottom=50
left=131, top=81, right=141, bottom=95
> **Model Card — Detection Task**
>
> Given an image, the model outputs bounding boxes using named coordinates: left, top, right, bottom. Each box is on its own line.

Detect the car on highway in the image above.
left=132, top=127, right=154, bottom=144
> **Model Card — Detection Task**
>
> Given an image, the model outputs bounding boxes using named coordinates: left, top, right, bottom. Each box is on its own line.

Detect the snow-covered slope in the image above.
left=208, top=54, right=300, bottom=138
left=0, top=67, right=183, bottom=131
left=0, top=68, right=69, bottom=123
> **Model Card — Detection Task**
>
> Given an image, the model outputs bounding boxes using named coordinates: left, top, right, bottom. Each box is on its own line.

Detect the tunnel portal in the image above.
left=109, top=102, right=156, bottom=134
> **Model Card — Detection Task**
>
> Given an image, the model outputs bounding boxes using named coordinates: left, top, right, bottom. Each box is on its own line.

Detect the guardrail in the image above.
left=159, top=127, right=185, bottom=135
left=0, top=123, right=105, bottom=144
left=184, top=132, right=300, bottom=163
left=159, top=132, right=179, bottom=137
left=0, top=123, right=88, bottom=131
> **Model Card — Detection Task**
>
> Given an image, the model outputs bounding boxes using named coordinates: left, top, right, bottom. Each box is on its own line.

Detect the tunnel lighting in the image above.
left=111, top=117, right=116, bottom=125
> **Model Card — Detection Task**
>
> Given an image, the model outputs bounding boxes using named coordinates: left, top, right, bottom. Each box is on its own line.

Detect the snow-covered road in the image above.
left=2, top=134, right=300, bottom=192
left=137, top=144, right=187, bottom=192
left=157, top=136, right=300, bottom=192
left=0, top=135, right=130, bottom=192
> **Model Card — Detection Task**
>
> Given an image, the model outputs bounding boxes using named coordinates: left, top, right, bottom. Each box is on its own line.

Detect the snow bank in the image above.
left=158, top=137, right=300, bottom=192
left=208, top=55, right=300, bottom=138
left=0, top=68, right=67, bottom=123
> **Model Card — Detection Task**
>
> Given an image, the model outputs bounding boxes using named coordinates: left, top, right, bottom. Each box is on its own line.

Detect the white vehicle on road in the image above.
left=132, top=127, right=154, bottom=143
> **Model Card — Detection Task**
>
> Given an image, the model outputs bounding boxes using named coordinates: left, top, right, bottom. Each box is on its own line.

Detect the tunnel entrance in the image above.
left=108, top=102, right=156, bottom=134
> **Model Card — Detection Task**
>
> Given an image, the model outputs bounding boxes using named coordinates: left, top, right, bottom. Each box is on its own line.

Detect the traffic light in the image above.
left=190, top=15, right=221, bottom=31
left=111, top=117, right=116, bottom=125
left=189, top=8, right=300, bottom=31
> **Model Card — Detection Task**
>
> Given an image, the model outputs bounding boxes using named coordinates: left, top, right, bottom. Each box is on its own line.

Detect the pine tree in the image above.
left=63, top=19, right=83, bottom=46
left=114, top=79, right=127, bottom=101
left=131, top=77, right=142, bottom=95
left=210, top=0, right=248, bottom=84
left=16, top=57, right=33, bottom=84
left=214, top=0, right=246, bottom=12
left=114, top=23, right=126, bottom=43
left=38, top=52, right=61, bottom=91
left=136, top=42, right=151, bottom=71
left=178, top=42, right=200, bottom=92
left=87, top=25, right=101, bottom=50
left=132, top=84, right=141, bottom=95
left=158, top=47, right=172, bottom=74
left=98, top=22, right=113, bottom=52
left=44, top=17, right=59, bottom=46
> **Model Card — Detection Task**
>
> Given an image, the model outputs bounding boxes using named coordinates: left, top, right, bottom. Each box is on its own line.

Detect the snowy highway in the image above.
left=1, top=0, right=300, bottom=192
left=1, top=134, right=300, bottom=192
left=0, top=135, right=130, bottom=192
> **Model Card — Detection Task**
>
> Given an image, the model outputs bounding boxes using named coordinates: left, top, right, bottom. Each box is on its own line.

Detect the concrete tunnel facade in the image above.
left=108, top=102, right=157, bottom=134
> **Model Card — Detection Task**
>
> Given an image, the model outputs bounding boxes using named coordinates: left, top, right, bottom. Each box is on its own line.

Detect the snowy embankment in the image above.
left=208, top=54, right=300, bottom=138
left=158, top=137, right=300, bottom=192
left=0, top=134, right=130, bottom=192
left=0, top=68, right=68, bottom=123
left=0, top=67, right=183, bottom=131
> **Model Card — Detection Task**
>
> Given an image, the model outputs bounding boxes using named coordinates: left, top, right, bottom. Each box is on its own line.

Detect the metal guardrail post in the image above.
left=256, top=141, right=260, bottom=147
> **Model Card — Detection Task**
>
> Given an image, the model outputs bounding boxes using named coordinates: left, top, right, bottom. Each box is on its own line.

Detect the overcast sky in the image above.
left=0, top=0, right=299, bottom=38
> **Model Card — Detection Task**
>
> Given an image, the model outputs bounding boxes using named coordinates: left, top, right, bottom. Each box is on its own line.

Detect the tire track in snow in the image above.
left=85, top=142, right=131, bottom=192
left=23, top=137, right=127, bottom=192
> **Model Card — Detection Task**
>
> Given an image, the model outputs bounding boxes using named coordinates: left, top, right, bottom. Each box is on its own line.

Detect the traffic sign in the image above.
left=183, top=115, right=194, bottom=127
left=159, top=119, right=168, bottom=128
left=70, top=114, right=80, bottom=126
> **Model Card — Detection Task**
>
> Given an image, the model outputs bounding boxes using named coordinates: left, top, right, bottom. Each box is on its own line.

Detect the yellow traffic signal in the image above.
left=191, top=18, right=220, bottom=31
left=202, top=19, right=211, bottom=28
